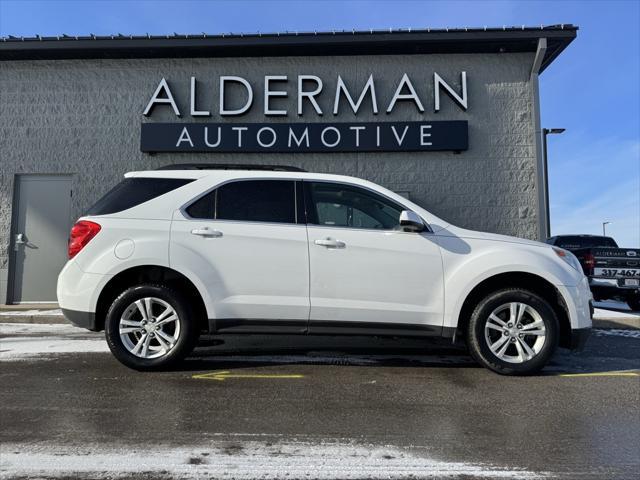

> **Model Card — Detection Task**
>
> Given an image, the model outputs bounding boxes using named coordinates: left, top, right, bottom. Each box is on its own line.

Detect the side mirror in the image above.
left=399, top=210, right=425, bottom=232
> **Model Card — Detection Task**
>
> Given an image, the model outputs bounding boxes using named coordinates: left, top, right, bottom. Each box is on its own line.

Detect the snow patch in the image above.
left=593, top=308, right=639, bottom=319
left=593, top=300, right=632, bottom=311
left=0, top=324, right=108, bottom=360
left=0, top=308, right=62, bottom=316
left=0, top=441, right=544, bottom=479
left=0, top=323, right=83, bottom=335
left=593, top=328, right=640, bottom=339
left=0, top=336, right=110, bottom=360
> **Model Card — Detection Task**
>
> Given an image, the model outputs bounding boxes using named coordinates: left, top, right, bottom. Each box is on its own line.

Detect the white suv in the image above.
left=57, top=164, right=592, bottom=374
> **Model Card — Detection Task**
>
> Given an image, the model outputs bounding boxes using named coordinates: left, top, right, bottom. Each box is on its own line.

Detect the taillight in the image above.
left=68, top=220, right=101, bottom=259
left=583, top=253, right=595, bottom=274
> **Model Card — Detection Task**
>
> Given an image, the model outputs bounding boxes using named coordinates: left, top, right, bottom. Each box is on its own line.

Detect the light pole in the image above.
left=542, top=128, right=566, bottom=239
left=602, top=221, right=611, bottom=236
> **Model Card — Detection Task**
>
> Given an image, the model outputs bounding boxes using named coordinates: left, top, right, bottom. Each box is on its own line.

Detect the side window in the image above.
left=186, top=191, right=215, bottom=219
left=186, top=180, right=297, bottom=223
left=306, top=182, right=404, bottom=230
left=86, top=178, right=193, bottom=216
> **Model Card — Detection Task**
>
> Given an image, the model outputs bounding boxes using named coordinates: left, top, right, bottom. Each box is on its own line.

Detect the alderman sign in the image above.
left=140, top=73, right=470, bottom=153
left=140, top=121, right=468, bottom=153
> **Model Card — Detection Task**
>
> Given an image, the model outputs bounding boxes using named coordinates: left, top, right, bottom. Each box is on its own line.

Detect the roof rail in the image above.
left=156, top=163, right=306, bottom=172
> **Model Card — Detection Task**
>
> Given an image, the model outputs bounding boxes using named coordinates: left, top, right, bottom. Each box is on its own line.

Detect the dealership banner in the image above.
left=140, top=121, right=468, bottom=153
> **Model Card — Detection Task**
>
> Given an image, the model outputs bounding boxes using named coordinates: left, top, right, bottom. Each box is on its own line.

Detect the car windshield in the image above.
left=553, top=236, right=618, bottom=249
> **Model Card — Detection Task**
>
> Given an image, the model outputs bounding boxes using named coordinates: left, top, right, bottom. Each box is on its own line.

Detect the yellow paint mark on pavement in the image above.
left=193, top=370, right=304, bottom=381
left=559, top=370, right=639, bottom=378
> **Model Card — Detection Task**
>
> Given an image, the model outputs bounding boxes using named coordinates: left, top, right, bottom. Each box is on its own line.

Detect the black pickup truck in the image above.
left=546, top=235, right=640, bottom=311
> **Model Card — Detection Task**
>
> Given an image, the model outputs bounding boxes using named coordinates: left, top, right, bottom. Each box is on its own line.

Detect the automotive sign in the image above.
left=140, top=121, right=468, bottom=153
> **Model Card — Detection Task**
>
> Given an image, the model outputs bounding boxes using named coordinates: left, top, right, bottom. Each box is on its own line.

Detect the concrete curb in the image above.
left=0, top=315, right=638, bottom=330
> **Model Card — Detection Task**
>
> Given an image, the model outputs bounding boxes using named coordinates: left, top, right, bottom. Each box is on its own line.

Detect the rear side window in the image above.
left=185, top=180, right=296, bottom=224
left=86, top=178, right=193, bottom=216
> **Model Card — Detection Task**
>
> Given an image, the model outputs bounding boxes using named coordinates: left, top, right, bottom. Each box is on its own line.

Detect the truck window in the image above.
left=554, top=236, right=618, bottom=249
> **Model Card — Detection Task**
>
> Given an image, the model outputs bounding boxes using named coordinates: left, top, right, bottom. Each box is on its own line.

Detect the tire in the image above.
left=466, top=288, right=559, bottom=375
left=105, top=284, right=199, bottom=370
left=627, top=296, right=640, bottom=312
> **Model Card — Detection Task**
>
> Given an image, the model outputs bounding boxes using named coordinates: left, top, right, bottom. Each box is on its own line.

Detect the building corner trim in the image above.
left=531, top=38, right=548, bottom=241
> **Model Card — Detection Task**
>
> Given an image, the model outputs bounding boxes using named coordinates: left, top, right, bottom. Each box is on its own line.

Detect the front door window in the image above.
left=306, top=182, right=404, bottom=230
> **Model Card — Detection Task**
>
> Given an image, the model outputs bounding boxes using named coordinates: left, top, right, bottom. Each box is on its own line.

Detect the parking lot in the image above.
left=1, top=314, right=639, bottom=480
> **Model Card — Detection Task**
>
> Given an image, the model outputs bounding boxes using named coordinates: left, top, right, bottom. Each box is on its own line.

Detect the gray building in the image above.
left=0, top=26, right=576, bottom=303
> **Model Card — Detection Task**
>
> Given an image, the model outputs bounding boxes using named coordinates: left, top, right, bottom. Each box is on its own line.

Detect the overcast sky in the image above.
left=1, top=0, right=638, bottom=245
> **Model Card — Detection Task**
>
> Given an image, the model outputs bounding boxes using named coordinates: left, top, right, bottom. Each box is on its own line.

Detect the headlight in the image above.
left=553, top=247, right=583, bottom=272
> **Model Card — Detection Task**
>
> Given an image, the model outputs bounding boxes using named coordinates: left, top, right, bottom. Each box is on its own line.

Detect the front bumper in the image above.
left=567, top=298, right=593, bottom=351
left=569, top=327, right=591, bottom=351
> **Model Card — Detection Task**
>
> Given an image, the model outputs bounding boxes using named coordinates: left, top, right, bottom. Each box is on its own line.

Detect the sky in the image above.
left=1, top=0, right=639, bottom=245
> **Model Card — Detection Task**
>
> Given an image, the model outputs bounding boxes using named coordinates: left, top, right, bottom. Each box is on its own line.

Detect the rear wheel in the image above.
left=466, top=288, right=559, bottom=375
left=105, top=284, right=199, bottom=370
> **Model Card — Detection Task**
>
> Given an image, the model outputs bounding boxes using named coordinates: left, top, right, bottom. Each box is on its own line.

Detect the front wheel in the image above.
left=105, top=284, right=199, bottom=370
left=466, top=288, right=559, bottom=375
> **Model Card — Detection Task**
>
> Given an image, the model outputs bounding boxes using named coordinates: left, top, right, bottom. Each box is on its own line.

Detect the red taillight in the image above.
left=583, top=253, right=595, bottom=274
left=68, top=220, right=101, bottom=259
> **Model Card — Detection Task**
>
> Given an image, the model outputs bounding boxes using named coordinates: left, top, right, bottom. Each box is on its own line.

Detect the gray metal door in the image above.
left=10, top=175, right=72, bottom=303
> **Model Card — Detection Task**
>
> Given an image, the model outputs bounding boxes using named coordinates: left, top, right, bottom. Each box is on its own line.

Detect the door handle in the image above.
left=314, top=238, right=346, bottom=249
left=190, top=227, right=223, bottom=238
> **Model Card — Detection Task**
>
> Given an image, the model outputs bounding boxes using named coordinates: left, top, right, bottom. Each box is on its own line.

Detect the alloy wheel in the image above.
left=119, top=297, right=181, bottom=359
left=484, top=302, right=547, bottom=364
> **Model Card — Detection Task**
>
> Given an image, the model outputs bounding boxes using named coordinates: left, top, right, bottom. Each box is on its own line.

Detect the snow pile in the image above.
left=593, top=300, right=639, bottom=320
left=0, top=440, right=544, bottom=479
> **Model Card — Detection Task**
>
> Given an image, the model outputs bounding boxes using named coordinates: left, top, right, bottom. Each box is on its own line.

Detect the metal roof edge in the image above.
left=0, top=25, right=578, bottom=71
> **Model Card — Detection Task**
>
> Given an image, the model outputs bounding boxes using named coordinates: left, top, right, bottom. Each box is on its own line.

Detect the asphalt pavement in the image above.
left=1, top=324, right=639, bottom=479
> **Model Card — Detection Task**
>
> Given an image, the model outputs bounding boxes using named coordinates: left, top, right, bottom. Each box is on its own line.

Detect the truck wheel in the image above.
left=627, top=296, right=640, bottom=312
left=105, top=284, right=199, bottom=370
left=466, top=288, right=559, bottom=375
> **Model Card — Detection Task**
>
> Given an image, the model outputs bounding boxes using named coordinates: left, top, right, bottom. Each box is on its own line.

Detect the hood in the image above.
left=434, top=225, right=550, bottom=249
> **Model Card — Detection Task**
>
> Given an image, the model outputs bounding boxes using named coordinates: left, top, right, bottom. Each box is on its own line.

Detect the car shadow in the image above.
left=161, top=332, right=640, bottom=377
left=171, top=334, right=478, bottom=372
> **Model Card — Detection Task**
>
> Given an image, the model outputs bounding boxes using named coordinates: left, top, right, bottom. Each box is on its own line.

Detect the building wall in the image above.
left=0, top=52, right=538, bottom=303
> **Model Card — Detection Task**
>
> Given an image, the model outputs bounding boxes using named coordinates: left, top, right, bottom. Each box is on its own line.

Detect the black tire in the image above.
left=105, top=284, right=199, bottom=371
left=466, top=288, right=559, bottom=375
left=627, top=296, right=640, bottom=312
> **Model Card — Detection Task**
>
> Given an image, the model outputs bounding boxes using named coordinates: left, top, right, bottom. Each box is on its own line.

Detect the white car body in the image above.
left=58, top=169, right=592, bottom=360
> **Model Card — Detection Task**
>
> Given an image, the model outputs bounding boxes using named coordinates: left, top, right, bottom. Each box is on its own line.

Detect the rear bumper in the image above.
left=589, top=281, right=640, bottom=298
left=61, top=309, right=100, bottom=331
left=569, top=327, right=591, bottom=351
left=57, top=260, right=109, bottom=315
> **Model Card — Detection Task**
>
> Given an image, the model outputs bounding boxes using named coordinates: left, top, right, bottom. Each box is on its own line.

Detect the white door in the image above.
left=170, top=179, right=309, bottom=330
left=305, top=181, right=444, bottom=331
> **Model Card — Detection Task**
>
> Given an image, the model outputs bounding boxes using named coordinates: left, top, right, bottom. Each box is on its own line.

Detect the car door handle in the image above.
left=314, top=238, right=346, bottom=248
left=190, top=227, right=223, bottom=238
